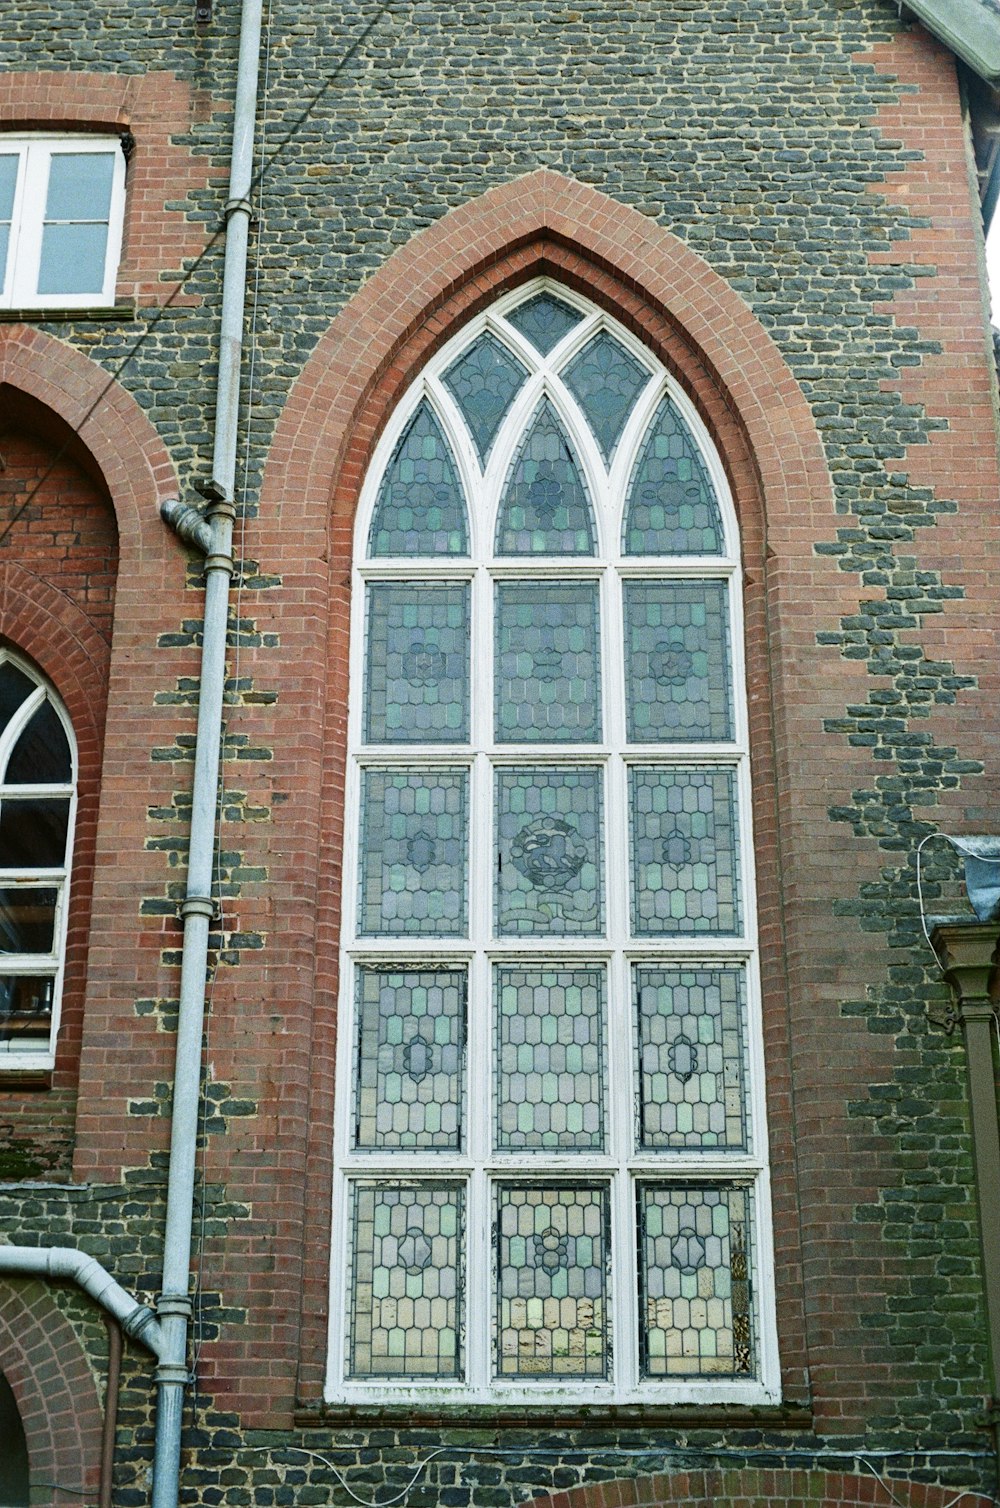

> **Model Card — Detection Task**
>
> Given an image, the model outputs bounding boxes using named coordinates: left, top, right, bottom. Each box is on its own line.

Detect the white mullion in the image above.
left=0, top=685, right=45, bottom=772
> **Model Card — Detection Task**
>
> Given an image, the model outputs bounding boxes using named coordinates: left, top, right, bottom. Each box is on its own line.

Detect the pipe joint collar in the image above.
left=180, top=895, right=216, bottom=922
left=155, top=1362, right=192, bottom=1387
left=122, top=1304, right=164, bottom=1356
left=204, top=551, right=236, bottom=577
left=156, top=1292, right=194, bottom=1319
left=224, top=195, right=253, bottom=221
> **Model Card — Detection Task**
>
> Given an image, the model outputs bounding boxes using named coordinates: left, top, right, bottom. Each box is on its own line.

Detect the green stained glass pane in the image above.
left=495, top=1184, right=609, bottom=1378
left=354, top=968, right=465, bottom=1150
left=368, top=401, right=469, bottom=557
left=364, top=584, right=470, bottom=744
left=624, top=581, right=733, bottom=742
left=349, top=1183, right=464, bottom=1378
left=639, top=1185, right=755, bottom=1378
left=442, top=333, right=528, bottom=465
left=634, top=965, right=748, bottom=1149
left=494, top=581, right=601, bottom=743
left=495, top=400, right=595, bottom=556
left=506, top=291, right=582, bottom=355
left=629, top=767, right=742, bottom=936
left=495, top=767, right=603, bottom=937
left=563, top=331, right=649, bottom=464
left=358, top=770, right=467, bottom=936
left=623, top=398, right=724, bottom=555
left=495, top=966, right=606, bottom=1152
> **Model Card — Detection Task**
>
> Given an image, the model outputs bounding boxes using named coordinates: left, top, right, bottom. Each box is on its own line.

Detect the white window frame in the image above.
left=0, top=135, right=126, bottom=310
left=328, top=279, right=779, bottom=1407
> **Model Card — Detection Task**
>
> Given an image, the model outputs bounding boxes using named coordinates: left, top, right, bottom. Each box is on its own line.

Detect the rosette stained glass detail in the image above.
left=506, top=291, right=582, bottom=355
left=443, top=333, right=529, bottom=466
left=638, top=1185, right=753, bottom=1378
left=634, top=966, right=748, bottom=1150
left=563, top=331, right=649, bottom=464
left=495, top=1185, right=609, bottom=1377
left=364, top=583, right=470, bottom=744
left=629, top=768, right=741, bottom=935
left=623, top=398, right=724, bottom=555
left=624, top=581, right=733, bottom=742
left=494, top=581, right=601, bottom=743
left=354, top=969, right=465, bottom=1150
left=495, top=967, right=607, bottom=1151
left=495, top=400, right=595, bottom=556
left=358, top=770, right=468, bottom=936
left=348, top=1183, right=464, bottom=1378
left=496, top=767, right=603, bottom=936
left=368, top=401, right=469, bottom=557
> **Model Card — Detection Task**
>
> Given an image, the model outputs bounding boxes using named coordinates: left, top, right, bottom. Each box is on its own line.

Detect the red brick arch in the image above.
left=526, top=1469, right=993, bottom=1508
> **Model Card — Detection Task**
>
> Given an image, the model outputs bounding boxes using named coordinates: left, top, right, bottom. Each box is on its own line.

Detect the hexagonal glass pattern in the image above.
left=505, top=291, right=582, bottom=355
left=364, top=583, right=470, bottom=745
left=495, top=966, right=606, bottom=1152
left=495, top=400, right=596, bottom=556
left=442, top=333, right=529, bottom=466
left=358, top=770, right=468, bottom=937
left=563, top=330, right=649, bottom=464
left=624, top=581, right=734, bottom=743
left=368, top=400, right=469, bottom=558
left=354, top=969, right=465, bottom=1151
left=623, top=397, right=723, bottom=555
left=495, top=767, right=604, bottom=937
left=628, top=768, right=742, bottom=936
left=494, top=581, right=601, bottom=744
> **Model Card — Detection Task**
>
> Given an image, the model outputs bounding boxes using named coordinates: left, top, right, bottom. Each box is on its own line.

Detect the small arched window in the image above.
left=330, top=283, right=777, bottom=1404
left=0, top=649, right=77, bottom=1067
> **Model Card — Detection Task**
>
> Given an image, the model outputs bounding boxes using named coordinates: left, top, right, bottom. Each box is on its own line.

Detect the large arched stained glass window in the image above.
left=329, top=282, right=777, bottom=1404
left=0, top=649, right=77, bottom=1067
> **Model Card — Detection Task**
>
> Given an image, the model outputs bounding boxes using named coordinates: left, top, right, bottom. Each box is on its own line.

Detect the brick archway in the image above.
left=525, top=1468, right=994, bottom=1508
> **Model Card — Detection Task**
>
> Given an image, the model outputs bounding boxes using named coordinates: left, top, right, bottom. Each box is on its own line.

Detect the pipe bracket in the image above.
left=180, top=895, right=217, bottom=923
left=224, top=195, right=253, bottom=221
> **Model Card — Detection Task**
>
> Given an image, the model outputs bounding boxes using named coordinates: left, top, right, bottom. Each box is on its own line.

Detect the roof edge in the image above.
left=903, top=0, right=1000, bottom=85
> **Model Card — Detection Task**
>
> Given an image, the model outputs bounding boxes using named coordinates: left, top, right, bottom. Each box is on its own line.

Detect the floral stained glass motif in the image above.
left=494, top=581, right=601, bottom=743
left=442, top=333, right=529, bottom=466
left=634, top=966, right=748, bottom=1149
left=624, top=581, right=734, bottom=742
left=629, top=768, right=742, bottom=935
left=505, top=291, right=583, bottom=356
left=623, top=398, right=724, bottom=555
left=495, top=400, right=595, bottom=556
left=368, top=401, right=469, bottom=558
left=495, top=966, right=606, bottom=1152
left=563, top=331, right=650, bottom=464
left=358, top=770, right=467, bottom=937
left=354, top=968, right=465, bottom=1151
left=495, top=1184, right=609, bottom=1377
left=496, top=767, right=603, bottom=937
left=364, top=584, right=470, bottom=744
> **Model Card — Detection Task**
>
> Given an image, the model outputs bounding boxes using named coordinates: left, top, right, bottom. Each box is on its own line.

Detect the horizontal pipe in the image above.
left=0, top=1245, right=164, bottom=1358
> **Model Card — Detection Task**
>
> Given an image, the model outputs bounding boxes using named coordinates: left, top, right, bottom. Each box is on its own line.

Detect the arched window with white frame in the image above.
left=329, top=281, right=778, bottom=1404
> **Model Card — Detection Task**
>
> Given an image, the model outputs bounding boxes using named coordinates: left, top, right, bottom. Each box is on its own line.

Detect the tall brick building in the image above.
left=1, top=1, right=1000, bottom=1503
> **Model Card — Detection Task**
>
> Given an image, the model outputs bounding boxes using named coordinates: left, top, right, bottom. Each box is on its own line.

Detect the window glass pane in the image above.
left=354, top=968, right=465, bottom=1151
left=0, top=664, right=34, bottom=735
left=634, top=965, right=748, bottom=1150
left=0, top=227, right=9, bottom=289
left=348, top=1183, right=463, bottom=1378
left=0, top=888, right=58, bottom=954
left=496, top=767, right=603, bottom=937
left=364, top=584, right=470, bottom=745
left=495, top=966, right=606, bottom=1152
left=442, top=333, right=528, bottom=466
left=629, top=767, right=742, bottom=936
left=494, top=581, right=601, bottom=743
left=639, top=1185, right=754, bottom=1378
left=0, top=975, right=55, bottom=1048
left=358, top=770, right=467, bottom=937
left=563, top=331, right=649, bottom=464
left=368, top=401, right=469, bottom=558
left=44, top=152, right=115, bottom=221
left=506, top=292, right=582, bottom=355
left=0, top=798, right=70, bottom=868
left=37, top=223, right=109, bottom=295
left=0, top=156, right=17, bottom=220
left=495, top=1184, right=609, bottom=1378
left=495, top=399, right=595, bottom=556
left=624, top=581, right=734, bottom=742
left=7, top=701, right=72, bottom=783
left=623, top=398, right=724, bottom=555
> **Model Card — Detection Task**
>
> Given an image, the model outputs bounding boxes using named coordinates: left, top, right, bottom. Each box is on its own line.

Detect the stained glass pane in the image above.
left=358, top=770, right=467, bottom=936
left=0, top=975, right=55, bottom=1048
left=0, top=664, right=34, bottom=734
left=496, top=1185, right=609, bottom=1378
left=364, top=584, right=470, bottom=744
left=623, top=398, right=724, bottom=555
left=624, top=581, right=733, bottom=742
left=563, top=331, right=649, bottom=464
left=496, top=767, right=603, bottom=937
left=494, top=582, right=601, bottom=743
left=368, top=401, right=469, bottom=557
left=635, top=966, right=748, bottom=1149
left=495, top=967, right=606, bottom=1152
left=495, top=400, right=595, bottom=556
left=0, top=888, right=58, bottom=954
left=7, top=702, right=71, bottom=783
left=629, top=767, right=741, bottom=936
left=348, top=1183, right=463, bottom=1378
left=506, top=292, right=582, bottom=355
left=355, top=969, right=465, bottom=1151
left=639, top=1185, right=754, bottom=1378
left=442, top=333, right=528, bottom=466
left=0, top=799, right=70, bottom=868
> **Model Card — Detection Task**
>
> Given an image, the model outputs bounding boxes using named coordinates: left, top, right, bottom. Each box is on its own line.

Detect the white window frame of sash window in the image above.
left=0, top=135, right=126, bottom=310
left=327, top=278, right=780, bottom=1407
left=0, top=650, right=78, bottom=1069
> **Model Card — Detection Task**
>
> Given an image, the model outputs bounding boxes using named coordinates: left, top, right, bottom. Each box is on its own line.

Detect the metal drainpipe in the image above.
left=153, top=2, right=263, bottom=1504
